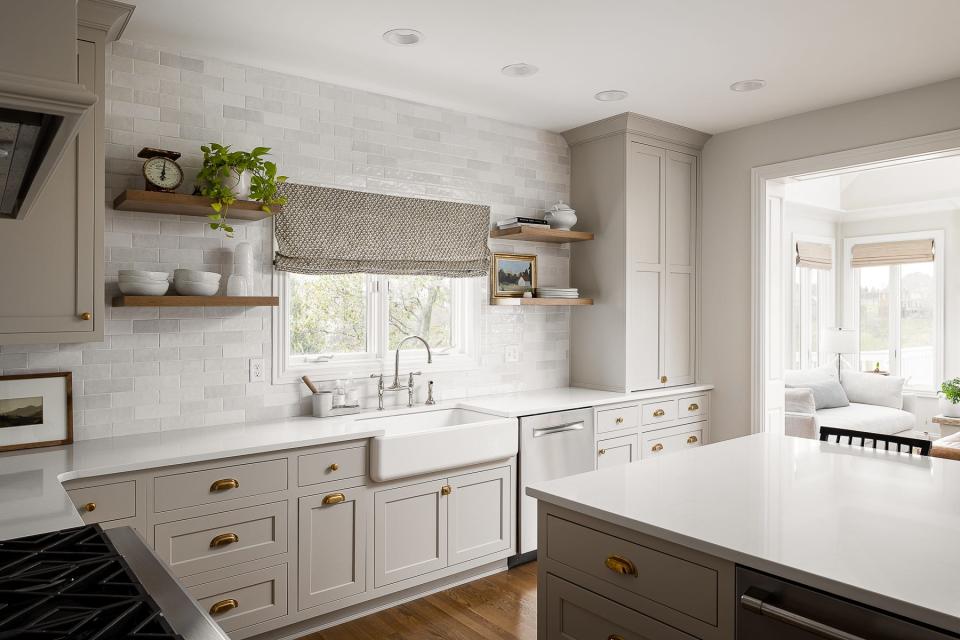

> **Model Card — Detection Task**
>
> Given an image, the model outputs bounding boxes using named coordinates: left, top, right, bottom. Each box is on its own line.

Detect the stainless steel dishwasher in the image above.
left=514, top=407, right=594, bottom=562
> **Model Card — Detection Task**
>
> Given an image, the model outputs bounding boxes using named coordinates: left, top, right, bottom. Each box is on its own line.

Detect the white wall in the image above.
left=701, top=77, right=960, bottom=442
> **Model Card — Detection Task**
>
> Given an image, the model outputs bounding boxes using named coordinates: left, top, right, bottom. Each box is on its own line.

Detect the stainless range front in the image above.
left=516, top=407, right=595, bottom=557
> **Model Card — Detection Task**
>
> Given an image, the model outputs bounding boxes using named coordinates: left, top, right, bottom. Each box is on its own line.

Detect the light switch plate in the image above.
left=249, top=358, right=265, bottom=382
left=504, top=345, right=520, bottom=363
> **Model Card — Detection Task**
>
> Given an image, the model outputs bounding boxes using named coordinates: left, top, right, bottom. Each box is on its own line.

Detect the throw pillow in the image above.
left=784, top=367, right=850, bottom=410
left=841, top=371, right=905, bottom=409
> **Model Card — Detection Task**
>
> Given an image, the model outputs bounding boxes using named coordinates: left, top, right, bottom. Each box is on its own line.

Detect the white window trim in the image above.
left=789, top=233, right=836, bottom=370
left=842, top=230, right=944, bottom=394
left=272, top=270, right=481, bottom=384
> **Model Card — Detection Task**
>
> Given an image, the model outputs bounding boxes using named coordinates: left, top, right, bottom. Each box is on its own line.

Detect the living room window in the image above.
left=275, top=272, right=480, bottom=382
left=791, top=236, right=835, bottom=370
left=845, top=231, right=944, bottom=392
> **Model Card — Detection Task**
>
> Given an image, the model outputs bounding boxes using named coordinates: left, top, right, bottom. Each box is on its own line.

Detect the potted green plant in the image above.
left=940, top=377, right=960, bottom=417
left=195, top=143, right=287, bottom=235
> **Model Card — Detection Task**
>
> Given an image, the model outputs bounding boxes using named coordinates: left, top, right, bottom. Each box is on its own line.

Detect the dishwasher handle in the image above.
left=740, top=588, right=867, bottom=640
left=532, top=421, right=585, bottom=438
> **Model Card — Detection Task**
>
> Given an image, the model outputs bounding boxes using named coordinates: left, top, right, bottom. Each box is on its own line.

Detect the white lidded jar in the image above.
left=544, top=201, right=577, bottom=231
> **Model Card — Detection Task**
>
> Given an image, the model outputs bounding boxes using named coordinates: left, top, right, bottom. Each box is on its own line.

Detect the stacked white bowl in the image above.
left=174, top=269, right=221, bottom=296
left=118, top=270, right=170, bottom=296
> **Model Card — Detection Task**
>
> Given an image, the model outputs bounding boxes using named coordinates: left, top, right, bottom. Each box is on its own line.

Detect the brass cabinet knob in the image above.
left=604, top=554, right=638, bottom=577
left=652, top=409, right=665, bottom=418
left=660, top=375, right=668, bottom=384
left=651, top=443, right=664, bottom=452
left=79, top=312, right=92, bottom=321
left=209, top=478, right=239, bottom=492
left=687, top=435, right=699, bottom=445
left=328, top=463, right=339, bottom=471
left=609, top=635, right=626, bottom=640
left=209, top=598, right=239, bottom=616
left=82, top=502, right=96, bottom=512
left=598, top=448, right=607, bottom=456
left=615, top=416, right=624, bottom=425
left=209, top=532, right=239, bottom=548
left=688, top=403, right=700, bottom=412
left=322, top=492, right=346, bottom=505
left=440, top=484, right=452, bottom=496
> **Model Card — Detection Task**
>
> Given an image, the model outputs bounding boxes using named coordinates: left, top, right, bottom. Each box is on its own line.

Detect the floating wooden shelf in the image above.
left=112, top=295, right=279, bottom=308
left=112, top=189, right=276, bottom=220
left=489, top=297, right=593, bottom=306
left=489, top=227, right=593, bottom=243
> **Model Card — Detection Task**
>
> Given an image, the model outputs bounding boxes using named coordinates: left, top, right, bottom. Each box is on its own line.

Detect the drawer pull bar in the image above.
left=652, top=409, right=665, bottom=418
left=740, top=588, right=866, bottom=640
left=81, top=502, right=96, bottom=513
left=210, top=532, right=239, bottom=548
left=604, top=554, right=637, bottom=577
left=210, top=478, right=239, bottom=492
left=322, top=492, right=346, bottom=505
left=615, top=416, right=624, bottom=425
left=651, top=443, right=664, bottom=452
left=532, top=421, right=584, bottom=438
left=687, top=435, right=699, bottom=444
left=688, top=402, right=700, bottom=411
left=209, top=598, right=239, bottom=616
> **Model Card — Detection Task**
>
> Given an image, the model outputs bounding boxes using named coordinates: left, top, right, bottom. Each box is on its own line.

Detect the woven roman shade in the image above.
left=795, top=241, right=832, bottom=270
left=274, top=183, right=491, bottom=277
left=851, top=239, right=935, bottom=268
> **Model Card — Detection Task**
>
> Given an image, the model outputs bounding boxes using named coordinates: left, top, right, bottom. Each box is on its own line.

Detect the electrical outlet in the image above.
left=249, top=358, right=265, bottom=382
left=504, top=345, right=520, bottom=363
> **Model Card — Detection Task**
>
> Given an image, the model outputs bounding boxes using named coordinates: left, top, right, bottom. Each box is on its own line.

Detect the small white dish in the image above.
left=118, top=281, right=170, bottom=296
left=119, top=270, right=168, bottom=281
left=174, top=280, right=220, bottom=296
left=174, top=269, right=221, bottom=283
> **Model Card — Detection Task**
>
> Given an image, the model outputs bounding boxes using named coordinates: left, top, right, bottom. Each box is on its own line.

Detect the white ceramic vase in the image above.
left=225, top=170, right=252, bottom=200
left=939, top=396, right=960, bottom=418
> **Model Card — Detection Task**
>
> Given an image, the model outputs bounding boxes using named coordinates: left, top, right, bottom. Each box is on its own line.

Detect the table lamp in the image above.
left=822, top=327, right=858, bottom=381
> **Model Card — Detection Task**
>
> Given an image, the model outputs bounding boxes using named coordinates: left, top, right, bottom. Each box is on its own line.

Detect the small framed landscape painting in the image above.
left=492, top=253, right=537, bottom=298
left=0, top=372, right=72, bottom=452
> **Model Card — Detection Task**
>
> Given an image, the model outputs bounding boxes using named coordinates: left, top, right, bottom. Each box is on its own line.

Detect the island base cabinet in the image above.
left=545, top=573, right=697, bottom=640
left=188, top=564, right=288, bottom=633
left=374, top=479, right=448, bottom=588
left=298, top=486, right=367, bottom=611
left=447, top=466, right=511, bottom=565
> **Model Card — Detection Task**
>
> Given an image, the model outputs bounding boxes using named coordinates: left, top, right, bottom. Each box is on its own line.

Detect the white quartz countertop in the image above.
left=458, top=384, right=713, bottom=417
left=527, top=433, right=960, bottom=634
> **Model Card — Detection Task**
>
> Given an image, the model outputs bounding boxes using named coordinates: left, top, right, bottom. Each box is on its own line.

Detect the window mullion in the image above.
left=890, top=265, right=901, bottom=377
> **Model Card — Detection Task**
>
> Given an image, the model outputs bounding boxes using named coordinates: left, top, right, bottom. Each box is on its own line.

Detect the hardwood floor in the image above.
left=305, top=562, right=538, bottom=640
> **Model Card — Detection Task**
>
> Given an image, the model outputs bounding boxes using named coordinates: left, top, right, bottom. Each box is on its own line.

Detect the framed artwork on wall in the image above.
left=491, top=253, right=538, bottom=298
left=0, top=372, right=72, bottom=452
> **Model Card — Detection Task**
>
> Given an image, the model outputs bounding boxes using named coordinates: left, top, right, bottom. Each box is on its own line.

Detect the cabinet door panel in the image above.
left=448, top=466, right=511, bottom=565
left=628, top=143, right=664, bottom=266
left=597, top=434, right=638, bottom=469
left=627, top=270, right=662, bottom=390
left=664, top=271, right=695, bottom=386
left=298, top=487, right=366, bottom=610
left=666, top=151, right=697, bottom=269
left=374, top=479, right=447, bottom=588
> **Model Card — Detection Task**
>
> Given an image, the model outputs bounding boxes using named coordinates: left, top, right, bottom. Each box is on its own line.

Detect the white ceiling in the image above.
left=122, top=0, right=960, bottom=134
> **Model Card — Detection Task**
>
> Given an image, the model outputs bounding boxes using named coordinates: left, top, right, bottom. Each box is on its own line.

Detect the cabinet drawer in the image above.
left=640, top=400, right=676, bottom=426
left=678, top=394, right=707, bottom=420
left=642, top=427, right=702, bottom=459
left=66, top=480, right=136, bottom=524
left=597, top=404, right=640, bottom=434
left=298, top=446, right=367, bottom=487
left=188, top=564, right=288, bottom=633
left=546, top=572, right=696, bottom=640
left=545, top=514, right=718, bottom=626
left=154, top=458, right=287, bottom=513
left=154, top=501, right=287, bottom=577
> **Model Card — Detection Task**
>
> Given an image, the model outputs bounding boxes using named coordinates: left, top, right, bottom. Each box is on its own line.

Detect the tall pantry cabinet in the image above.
left=564, top=113, right=710, bottom=392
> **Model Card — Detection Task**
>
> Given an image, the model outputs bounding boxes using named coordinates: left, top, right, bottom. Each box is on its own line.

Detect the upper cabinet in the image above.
left=0, top=1, right=132, bottom=345
left=565, top=113, right=709, bottom=392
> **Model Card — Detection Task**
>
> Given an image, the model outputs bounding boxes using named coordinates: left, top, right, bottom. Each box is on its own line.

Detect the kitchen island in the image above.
left=527, top=433, right=960, bottom=639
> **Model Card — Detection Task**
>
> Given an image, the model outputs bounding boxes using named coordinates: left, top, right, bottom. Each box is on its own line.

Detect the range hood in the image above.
left=0, top=69, right=97, bottom=220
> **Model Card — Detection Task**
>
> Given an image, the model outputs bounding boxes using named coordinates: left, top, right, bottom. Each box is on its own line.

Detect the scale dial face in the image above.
left=143, top=156, right=183, bottom=191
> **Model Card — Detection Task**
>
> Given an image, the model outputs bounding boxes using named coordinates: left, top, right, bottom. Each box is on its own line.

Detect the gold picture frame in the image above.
left=491, top=253, right=538, bottom=298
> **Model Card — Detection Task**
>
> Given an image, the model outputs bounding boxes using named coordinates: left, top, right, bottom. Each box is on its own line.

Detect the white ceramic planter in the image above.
left=225, top=170, right=252, bottom=199
left=939, top=396, right=960, bottom=418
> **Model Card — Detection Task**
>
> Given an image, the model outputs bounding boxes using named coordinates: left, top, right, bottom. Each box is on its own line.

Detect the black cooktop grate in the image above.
left=0, top=524, right=183, bottom=639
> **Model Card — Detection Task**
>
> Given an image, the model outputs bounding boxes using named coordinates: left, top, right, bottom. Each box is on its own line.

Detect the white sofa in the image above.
left=784, top=368, right=915, bottom=439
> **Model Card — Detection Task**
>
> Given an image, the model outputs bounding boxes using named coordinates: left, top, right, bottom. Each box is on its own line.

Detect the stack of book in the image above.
left=535, top=287, right=580, bottom=299
left=496, top=217, right=549, bottom=230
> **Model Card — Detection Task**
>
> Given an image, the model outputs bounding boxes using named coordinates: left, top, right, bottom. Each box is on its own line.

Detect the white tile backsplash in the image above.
left=0, top=40, right=572, bottom=440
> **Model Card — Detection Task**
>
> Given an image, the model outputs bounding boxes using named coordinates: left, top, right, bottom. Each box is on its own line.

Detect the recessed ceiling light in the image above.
left=729, top=79, right=766, bottom=92
left=594, top=90, right=629, bottom=102
left=501, top=63, right=539, bottom=78
left=382, top=28, right=423, bottom=46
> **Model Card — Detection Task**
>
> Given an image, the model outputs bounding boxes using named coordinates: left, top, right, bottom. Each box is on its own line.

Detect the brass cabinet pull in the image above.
left=604, top=554, right=638, bottom=577
left=322, top=492, right=346, bottom=505
left=615, top=416, right=624, bottom=425
left=79, top=312, right=92, bottom=321
left=81, top=502, right=96, bottom=512
left=652, top=409, right=665, bottom=418
left=688, top=402, right=700, bottom=412
left=440, top=485, right=452, bottom=496
left=328, top=463, right=339, bottom=471
left=660, top=375, right=668, bottom=384
left=651, top=443, right=664, bottom=452
left=687, top=435, right=699, bottom=445
left=210, top=478, right=239, bottom=492
left=598, top=448, right=607, bottom=455
left=209, top=598, right=238, bottom=615
left=209, top=532, right=239, bottom=548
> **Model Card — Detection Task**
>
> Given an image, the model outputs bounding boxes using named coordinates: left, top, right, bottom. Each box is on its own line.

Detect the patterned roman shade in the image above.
left=274, top=183, right=491, bottom=277
left=795, top=241, right=832, bottom=270
left=850, top=239, right=935, bottom=268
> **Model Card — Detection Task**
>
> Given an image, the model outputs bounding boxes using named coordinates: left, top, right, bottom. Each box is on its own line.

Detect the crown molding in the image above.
left=562, top=112, right=711, bottom=150
left=78, top=0, right=134, bottom=42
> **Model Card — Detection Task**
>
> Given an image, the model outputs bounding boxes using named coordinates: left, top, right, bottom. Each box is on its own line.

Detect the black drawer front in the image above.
left=736, top=567, right=959, bottom=640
